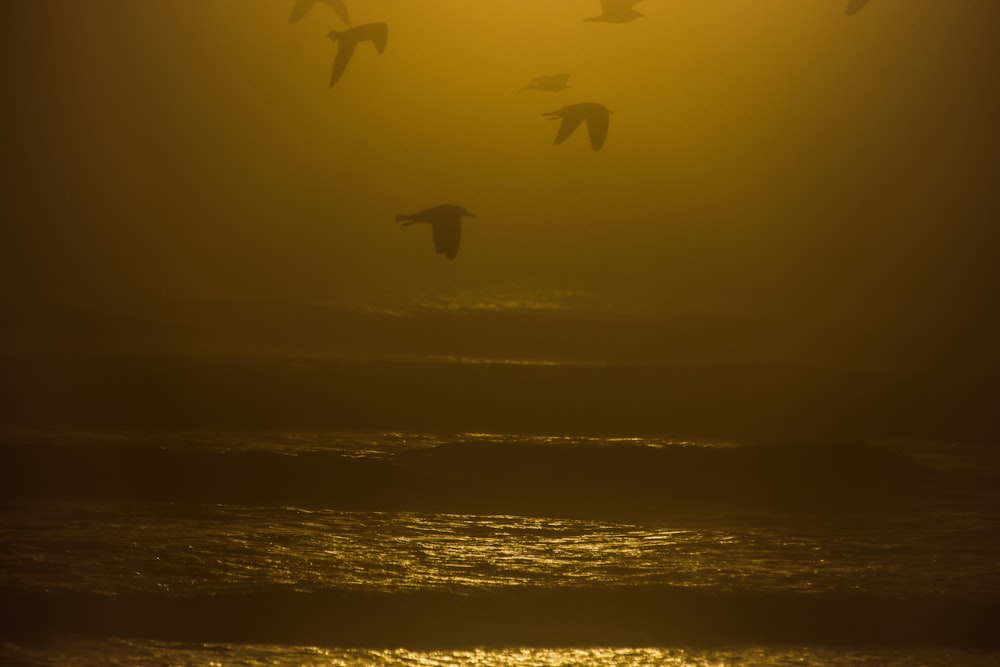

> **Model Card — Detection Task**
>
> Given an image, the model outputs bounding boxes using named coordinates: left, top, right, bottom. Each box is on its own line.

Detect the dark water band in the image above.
left=2, top=586, right=998, bottom=649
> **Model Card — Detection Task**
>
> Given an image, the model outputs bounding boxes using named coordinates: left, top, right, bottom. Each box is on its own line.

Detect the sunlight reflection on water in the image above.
left=4, top=639, right=1000, bottom=667
left=3, top=502, right=998, bottom=598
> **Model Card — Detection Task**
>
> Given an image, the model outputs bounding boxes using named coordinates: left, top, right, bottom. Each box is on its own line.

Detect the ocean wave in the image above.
left=4, top=355, right=997, bottom=441
left=2, top=585, right=997, bottom=649
left=7, top=499, right=996, bottom=599
left=1, top=436, right=992, bottom=518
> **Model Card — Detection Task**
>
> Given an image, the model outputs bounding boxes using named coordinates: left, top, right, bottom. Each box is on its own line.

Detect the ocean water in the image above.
left=1, top=430, right=999, bottom=665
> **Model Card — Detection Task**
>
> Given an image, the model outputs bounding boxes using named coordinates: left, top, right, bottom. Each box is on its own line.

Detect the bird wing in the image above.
left=585, top=110, right=609, bottom=151
left=433, top=220, right=461, bottom=260
left=321, top=0, right=352, bottom=25
left=358, top=22, right=389, bottom=54
left=844, top=0, right=870, bottom=15
left=289, top=0, right=315, bottom=23
left=330, top=39, right=357, bottom=87
left=553, top=113, right=586, bottom=145
left=534, top=73, right=569, bottom=90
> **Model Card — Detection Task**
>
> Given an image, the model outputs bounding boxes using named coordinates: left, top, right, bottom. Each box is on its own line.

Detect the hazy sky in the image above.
left=2, top=1, right=998, bottom=366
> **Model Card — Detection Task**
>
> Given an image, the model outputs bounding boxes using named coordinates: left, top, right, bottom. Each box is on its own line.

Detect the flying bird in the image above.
left=584, top=0, right=645, bottom=23
left=327, top=22, right=388, bottom=87
left=289, top=0, right=351, bottom=25
left=396, top=205, right=476, bottom=260
left=521, top=73, right=571, bottom=92
left=844, top=0, right=870, bottom=15
left=542, top=103, right=611, bottom=151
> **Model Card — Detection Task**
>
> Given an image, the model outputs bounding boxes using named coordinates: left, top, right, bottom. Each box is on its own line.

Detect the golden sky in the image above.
left=1, top=1, right=998, bottom=366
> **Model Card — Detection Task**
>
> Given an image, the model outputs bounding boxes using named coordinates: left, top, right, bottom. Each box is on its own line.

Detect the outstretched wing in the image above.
left=531, top=73, right=570, bottom=90
left=289, top=0, right=315, bottom=23
left=585, top=110, right=609, bottom=151
left=432, top=220, right=461, bottom=260
left=553, top=114, right=586, bottom=145
left=844, top=0, right=870, bottom=15
left=356, top=22, right=388, bottom=54
left=322, top=0, right=352, bottom=25
left=550, top=72, right=570, bottom=88
left=330, top=39, right=357, bottom=87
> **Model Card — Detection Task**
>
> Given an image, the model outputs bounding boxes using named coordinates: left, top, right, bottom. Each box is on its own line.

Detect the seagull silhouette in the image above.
left=396, top=205, right=476, bottom=260
left=521, top=73, right=571, bottom=92
left=543, top=103, right=611, bottom=151
left=328, top=22, right=388, bottom=87
left=585, top=0, right=645, bottom=23
left=289, top=0, right=351, bottom=25
left=844, top=0, right=870, bottom=15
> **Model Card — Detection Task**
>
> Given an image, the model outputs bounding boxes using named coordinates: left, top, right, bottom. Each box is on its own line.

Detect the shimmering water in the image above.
left=1, top=430, right=999, bottom=665
left=3, top=501, right=999, bottom=598
left=5, top=639, right=1000, bottom=667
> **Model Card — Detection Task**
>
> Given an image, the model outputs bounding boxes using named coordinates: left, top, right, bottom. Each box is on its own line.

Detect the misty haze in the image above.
left=1, top=1, right=999, bottom=664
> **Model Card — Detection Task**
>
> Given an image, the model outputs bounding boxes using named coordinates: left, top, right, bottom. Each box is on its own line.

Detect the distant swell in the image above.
left=2, top=586, right=997, bottom=649
left=0, top=439, right=984, bottom=518
left=4, top=355, right=998, bottom=442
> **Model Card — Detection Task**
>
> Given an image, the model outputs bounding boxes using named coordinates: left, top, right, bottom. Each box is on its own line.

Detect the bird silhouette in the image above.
left=543, top=103, right=611, bottom=151
left=844, top=0, right=870, bottom=15
left=396, top=205, right=476, bottom=260
left=521, top=73, right=571, bottom=92
left=328, top=22, right=388, bottom=87
left=585, top=0, right=645, bottom=23
left=289, top=0, right=351, bottom=26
